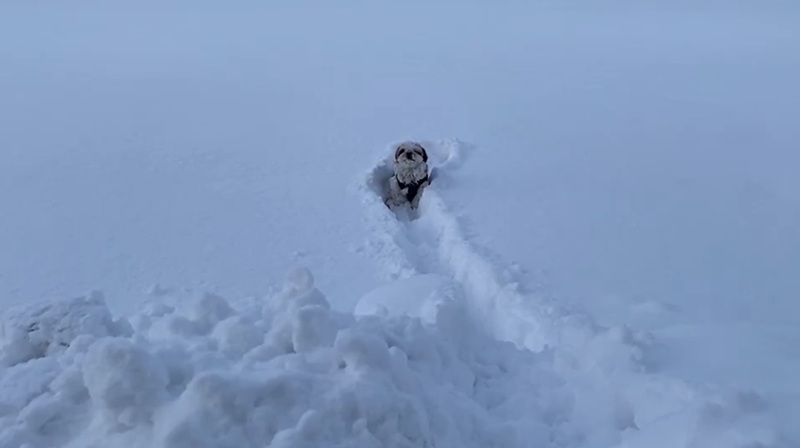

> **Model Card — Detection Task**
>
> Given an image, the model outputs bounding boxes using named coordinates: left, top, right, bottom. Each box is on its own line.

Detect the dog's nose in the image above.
left=406, top=153, right=413, bottom=160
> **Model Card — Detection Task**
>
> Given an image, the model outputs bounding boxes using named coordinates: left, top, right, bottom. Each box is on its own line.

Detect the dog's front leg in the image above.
left=410, top=181, right=429, bottom=209
left=386, top=176, right=406, bottom=208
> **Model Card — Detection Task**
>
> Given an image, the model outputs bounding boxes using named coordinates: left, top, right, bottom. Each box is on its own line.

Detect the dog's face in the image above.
left=394, top=142, right=428, bottom=170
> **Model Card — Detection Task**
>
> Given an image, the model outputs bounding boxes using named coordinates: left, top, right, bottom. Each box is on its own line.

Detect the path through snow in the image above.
left=356, top=139, right=791, bottom=447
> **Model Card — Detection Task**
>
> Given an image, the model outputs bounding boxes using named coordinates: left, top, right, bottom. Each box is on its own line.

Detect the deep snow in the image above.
left=2, top=1, right=799, bottom=447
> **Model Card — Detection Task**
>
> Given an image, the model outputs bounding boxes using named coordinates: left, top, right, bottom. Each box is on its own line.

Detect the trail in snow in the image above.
left=359, top=140, right=639, bottom=355
left=356, top=139, right=793, bottom=448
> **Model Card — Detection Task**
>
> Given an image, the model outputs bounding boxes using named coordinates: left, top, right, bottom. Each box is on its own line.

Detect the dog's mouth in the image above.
left=397, top=155, right=420, bottom=165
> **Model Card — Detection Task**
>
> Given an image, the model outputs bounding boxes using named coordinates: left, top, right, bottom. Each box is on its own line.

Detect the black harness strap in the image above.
left=397, top=174, right=430, bottom=202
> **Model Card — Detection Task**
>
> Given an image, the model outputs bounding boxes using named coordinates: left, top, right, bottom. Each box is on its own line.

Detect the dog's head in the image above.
left=394, top=141, right=428, bottom=169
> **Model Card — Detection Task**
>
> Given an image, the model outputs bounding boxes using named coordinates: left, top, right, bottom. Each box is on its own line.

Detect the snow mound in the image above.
left=0, top=267, right=561, bottom=448
left=0, top=265, right=787, bottom=447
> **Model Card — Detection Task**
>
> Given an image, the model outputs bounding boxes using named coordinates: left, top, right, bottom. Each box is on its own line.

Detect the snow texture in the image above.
left=1, top=1, right=799, bottom=447
left=0, top=267, right=618, bottom=448
left=0, top=142, right=791, bottom=448
left=1, top=292, right=132, bottom=367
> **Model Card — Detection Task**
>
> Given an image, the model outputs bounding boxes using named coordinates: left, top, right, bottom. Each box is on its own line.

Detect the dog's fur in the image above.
left=385, top=141, right=431, bottom=210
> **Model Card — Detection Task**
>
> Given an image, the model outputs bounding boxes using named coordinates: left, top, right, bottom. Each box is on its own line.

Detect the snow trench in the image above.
left=355, top=138, right=790, bottom=448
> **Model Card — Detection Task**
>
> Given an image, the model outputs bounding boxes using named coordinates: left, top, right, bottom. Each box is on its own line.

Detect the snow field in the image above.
left=0, top=138, right=791, bottom=448
left=1, top=1, right=798, bottom=446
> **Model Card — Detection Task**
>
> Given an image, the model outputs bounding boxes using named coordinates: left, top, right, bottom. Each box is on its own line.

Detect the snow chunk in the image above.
left=273, top=267, right=331, bottom=313
left=334, top=327, right=391, bottom=371
left=156, top=371, right=313, bottom=448
left=0, top=292, right=132, bottom=366
left=286, top=266, right=315, bottom=294
left=355, top=274, right=458, bottom=325
left=82, top=337, right=169, bottom=428
left=0, top=357, right=60, bottom=415
left=211, top=315, right=264, bottom=359
left=189, top=292, right=235, bottom=334
left=291, top=305, right=336, bottom=354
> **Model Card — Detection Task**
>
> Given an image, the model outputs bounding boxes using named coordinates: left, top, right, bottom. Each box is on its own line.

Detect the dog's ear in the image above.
left=420, top=145, right=428, bottom=162
left=394, top=145, right=404, bottom=161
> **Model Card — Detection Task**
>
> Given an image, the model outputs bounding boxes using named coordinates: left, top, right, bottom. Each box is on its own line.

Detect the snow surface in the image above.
left=2, top=1, right=799, bottom=447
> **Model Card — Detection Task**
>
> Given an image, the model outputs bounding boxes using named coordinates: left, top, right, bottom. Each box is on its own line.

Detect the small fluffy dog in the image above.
left=385, top=141, right=431, bottom=210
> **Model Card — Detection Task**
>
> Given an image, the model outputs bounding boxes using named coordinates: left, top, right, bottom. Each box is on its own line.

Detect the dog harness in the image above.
left=397, top=174, right=430, bottom=202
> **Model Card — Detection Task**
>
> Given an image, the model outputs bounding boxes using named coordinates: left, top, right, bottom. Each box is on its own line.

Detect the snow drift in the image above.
left=0, top=267, right=618, bottom=448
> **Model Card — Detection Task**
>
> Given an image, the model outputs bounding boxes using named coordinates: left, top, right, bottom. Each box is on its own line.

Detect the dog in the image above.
left=385, top=141, right=431, bottom=210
